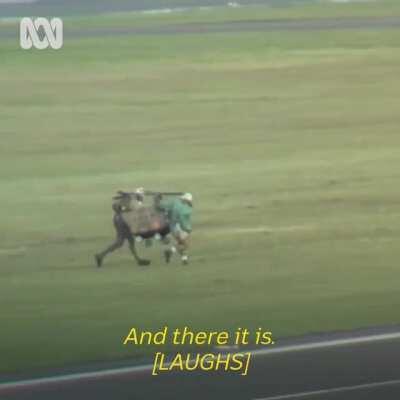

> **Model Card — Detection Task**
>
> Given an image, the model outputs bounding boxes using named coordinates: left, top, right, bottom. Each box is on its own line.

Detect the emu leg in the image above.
left=95, top=214, right=126, bottom=267
left=95, top=236, right=125, bottom=267
left=127, top=235, right=151, bottom=266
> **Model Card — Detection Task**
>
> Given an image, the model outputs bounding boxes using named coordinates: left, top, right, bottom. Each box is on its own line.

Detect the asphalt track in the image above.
left=2, top=326, right=400, bottom=400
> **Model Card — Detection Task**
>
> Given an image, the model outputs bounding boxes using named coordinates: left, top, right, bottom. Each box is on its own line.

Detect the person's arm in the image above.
left=179, top=211, right=192, bottom=233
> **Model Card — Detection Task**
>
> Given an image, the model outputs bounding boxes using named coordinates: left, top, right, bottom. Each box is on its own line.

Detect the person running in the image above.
left=157, top=193, right=193, bottom=265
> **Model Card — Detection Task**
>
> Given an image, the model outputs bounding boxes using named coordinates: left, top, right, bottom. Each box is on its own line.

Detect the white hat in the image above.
left=135, top=187, right=145, bottom=195
left=181, top=193, right=193, bottom=203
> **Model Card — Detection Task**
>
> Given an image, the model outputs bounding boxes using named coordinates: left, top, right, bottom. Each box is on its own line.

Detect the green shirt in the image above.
left=160, top=198, right=193, bottom=233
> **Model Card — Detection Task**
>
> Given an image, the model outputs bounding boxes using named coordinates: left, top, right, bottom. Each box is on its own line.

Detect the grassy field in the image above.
left=1, top=2, right=400, bottom=374
left=69, top=0, right=400, bottom=27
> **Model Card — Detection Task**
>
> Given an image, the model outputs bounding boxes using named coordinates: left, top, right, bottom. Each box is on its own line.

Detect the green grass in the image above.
left=1, top=6, right=400, bottom=374
left=57, top=0, right=400, bottom=28
left=2, top=0, right=400, bottom=30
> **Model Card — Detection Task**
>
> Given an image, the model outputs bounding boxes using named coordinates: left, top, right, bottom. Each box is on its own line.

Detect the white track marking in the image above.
left=250, top=331, right=400, bottom=357
left=1, top=331, right=400, bottom=393
left=253, top=378, right=400, bottom=400
left=0, top=363, right=154, bottom=392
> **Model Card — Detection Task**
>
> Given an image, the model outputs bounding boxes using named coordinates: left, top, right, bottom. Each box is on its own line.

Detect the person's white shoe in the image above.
left=181, top=255, right=189, bottom=265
